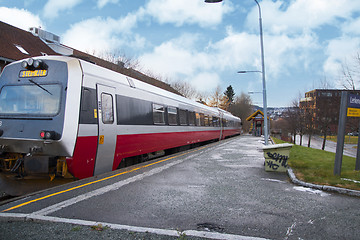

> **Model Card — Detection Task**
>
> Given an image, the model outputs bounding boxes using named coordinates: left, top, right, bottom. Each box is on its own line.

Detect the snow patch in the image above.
left=293, top=186, right=330, bottom=197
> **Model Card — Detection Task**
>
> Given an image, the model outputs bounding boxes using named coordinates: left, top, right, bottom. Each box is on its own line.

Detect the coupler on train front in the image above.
left=0, top=150, right=73, bottom=180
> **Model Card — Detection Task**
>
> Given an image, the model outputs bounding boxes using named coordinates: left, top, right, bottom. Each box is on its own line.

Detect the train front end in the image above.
left=0, top=56, right=82, bottom=180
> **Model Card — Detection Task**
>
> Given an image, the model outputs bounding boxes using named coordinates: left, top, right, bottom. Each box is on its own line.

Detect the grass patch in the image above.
left=272, top=138, right=360, bottom=191
left=325, top=135, right=358, bottom=144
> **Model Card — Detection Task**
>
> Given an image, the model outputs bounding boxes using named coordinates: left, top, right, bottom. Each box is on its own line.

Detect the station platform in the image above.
left=1, top=135, right=359, bottom=240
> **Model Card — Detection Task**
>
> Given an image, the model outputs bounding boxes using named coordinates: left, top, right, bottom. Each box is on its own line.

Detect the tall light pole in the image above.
left=205, top=0, right=269, bottom=145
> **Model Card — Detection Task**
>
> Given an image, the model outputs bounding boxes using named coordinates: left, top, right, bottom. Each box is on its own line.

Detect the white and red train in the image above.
left=0, top=56, right=241, bottom=180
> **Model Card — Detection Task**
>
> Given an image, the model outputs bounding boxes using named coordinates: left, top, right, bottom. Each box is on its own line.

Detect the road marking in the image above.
left=261, top=178, right=286, bottom=184
left=0, top=213, right=268, bottom=240
left=2, top=147, right=207, bottom=213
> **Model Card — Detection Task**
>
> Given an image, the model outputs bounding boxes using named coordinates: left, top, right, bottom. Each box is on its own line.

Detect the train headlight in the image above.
left=21, top=58, right=47, bottom=70
left=21, top=60, right=29, bottom=69
left=33, top=60, right=41, bottom=68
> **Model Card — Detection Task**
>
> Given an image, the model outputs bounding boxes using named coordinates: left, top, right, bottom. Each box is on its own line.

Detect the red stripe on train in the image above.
left=66, top=136, right=98, bottom=179
left=67, top=129, right=240, bottom=179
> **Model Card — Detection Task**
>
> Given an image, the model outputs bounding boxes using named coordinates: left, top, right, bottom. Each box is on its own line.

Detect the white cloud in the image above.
left=139, top=33, right=224, bottom=91
left=62, top=10, right=144, bottom=53
left=246, top=0, right=360, bottom=35
left=209, top=27, right=319, bottom=80
left=210, top=28, right=259, bottom=71
left=140, top=34, right=205, bottom=77
left=0, top=7, right=43, bottom=31
left=342, top=17, right=360, bottom=35
left=145, top=0, right=233, bottom=27
left=264, top=32, right=319, bottom=77
left=324, top=36, right=360, bottom=83
left=189, top=72, right=221, bottom=92
left=43, top=0, right=83, bottom=19
left=97, top=0, right=119, bottom=9
left=139, top=24, right=320, bottom=93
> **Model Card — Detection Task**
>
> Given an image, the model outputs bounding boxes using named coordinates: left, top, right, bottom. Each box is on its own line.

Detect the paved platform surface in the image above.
left=1, top=135, right=360, bottom=240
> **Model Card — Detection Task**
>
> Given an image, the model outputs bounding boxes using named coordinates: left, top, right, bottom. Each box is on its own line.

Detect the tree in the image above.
left=224, top=85, right=235, bottom=105
left=228, top=93, right=253, bottom=132
left=207, top=86, right=230, bottom=111
left=90, top=50, right=142, bottom=70
left=315, top=99, right=337, bottom=150
left=340, top=51, right=360, bottom=90
left=170, top=80, right=199, bottom=99
left=284, top=105, right=301, bottom=145
left=303, top=100, right=316, bottom=148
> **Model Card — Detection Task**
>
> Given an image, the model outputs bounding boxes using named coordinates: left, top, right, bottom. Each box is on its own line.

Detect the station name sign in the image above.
left=19, top=69, right=47, bottom=78
left=347, top=94, right=360, bottom=117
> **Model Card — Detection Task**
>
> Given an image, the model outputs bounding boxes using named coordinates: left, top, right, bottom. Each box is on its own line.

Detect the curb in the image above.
left=287, top=168, right=360, bottom=197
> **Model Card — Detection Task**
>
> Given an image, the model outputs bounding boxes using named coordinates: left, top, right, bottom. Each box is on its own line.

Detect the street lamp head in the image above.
left=204, top=0, right=223, bottom=3
left=237, top=70, right=262, bottom=74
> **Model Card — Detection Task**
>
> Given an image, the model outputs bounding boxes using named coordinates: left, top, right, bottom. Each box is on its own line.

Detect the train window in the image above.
left=213, top=117, right=219, bottom=127
left=222, top=119, right=227, bottom=127
left=153, top=104, right=165, bottom=124
left=80, top=88, right=97, bottom=124
left=0, top=84, right=61, bottom=116
left=168, top=107, right=178, bottom=125
left=188, top=111, right=195, bottom=126
left=200, top=113, right=205, bottom=126
left=204, top=115, right=209, bottom=126
left=116, top=95, right=153, bottom=125
left=179, top=109, right=187, bottom=125
left=195, top=113, right=201, bottom=126
left=81, top=88, right=92, bottom=111
left=101, top=93, right=114, bottom=124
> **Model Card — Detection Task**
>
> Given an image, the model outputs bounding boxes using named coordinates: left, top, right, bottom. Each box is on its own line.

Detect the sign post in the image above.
left=356, top=118, right=360, bottom=171
left=334, top=92, right=360, bottom=175
left=334, top=91, right=348, bottom=176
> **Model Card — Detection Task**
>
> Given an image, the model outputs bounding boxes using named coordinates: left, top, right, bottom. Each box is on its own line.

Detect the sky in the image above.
left=1, top=0, right=360, bottom=107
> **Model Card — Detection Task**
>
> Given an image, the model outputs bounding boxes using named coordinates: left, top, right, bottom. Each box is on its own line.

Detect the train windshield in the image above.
left=0, top=84, right=62, bottom=116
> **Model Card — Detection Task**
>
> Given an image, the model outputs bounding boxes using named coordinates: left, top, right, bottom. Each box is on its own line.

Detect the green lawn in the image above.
left=326, top=135, right=358, bottom=144
left=273, top=138, right=360, bottom=191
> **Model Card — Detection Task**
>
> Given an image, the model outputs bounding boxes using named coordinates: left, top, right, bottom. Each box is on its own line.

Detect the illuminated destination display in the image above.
left=19, top=69, right=47, bottom=78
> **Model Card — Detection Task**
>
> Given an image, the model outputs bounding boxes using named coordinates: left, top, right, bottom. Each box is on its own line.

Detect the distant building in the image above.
left=0, top=21, right=179, bottom=95
left=246, top=110, right=271, bottom=137
left=300, top=89, right=360, bottom=133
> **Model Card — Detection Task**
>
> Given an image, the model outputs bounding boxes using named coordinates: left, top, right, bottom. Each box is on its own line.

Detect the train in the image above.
left=0, top=56, right=241, bottom=181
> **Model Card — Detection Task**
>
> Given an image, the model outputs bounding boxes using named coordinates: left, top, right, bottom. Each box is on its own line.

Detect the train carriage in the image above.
left=0, top=56, right=241, bottom=180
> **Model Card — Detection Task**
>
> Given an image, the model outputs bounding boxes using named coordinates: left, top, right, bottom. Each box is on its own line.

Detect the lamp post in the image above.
left=205, top=0, right=269, bottom=145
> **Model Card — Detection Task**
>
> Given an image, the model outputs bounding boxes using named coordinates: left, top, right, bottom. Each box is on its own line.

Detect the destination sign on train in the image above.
left=19, top=69, right=47, bottom=78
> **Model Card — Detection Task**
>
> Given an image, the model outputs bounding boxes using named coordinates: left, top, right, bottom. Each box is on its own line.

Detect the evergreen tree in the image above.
left=224, top=85, right=235, bottom=104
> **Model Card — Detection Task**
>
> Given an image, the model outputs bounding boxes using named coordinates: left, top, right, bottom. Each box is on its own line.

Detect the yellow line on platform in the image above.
left=2, top=146, right=207, bottom=213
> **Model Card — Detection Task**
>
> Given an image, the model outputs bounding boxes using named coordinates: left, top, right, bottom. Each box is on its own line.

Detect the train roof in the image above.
left=5, top=55, right=241, bottom=122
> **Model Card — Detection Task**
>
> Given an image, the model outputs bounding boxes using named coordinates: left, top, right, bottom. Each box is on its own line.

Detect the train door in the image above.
left=94, top=84, right=117, bottom=176
left=219, top=111, right=224, bottom=140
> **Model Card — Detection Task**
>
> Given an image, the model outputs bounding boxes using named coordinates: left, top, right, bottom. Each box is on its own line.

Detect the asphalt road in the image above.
left=1, top=135, right=360, bottom=240
left=295, top=134, right=357, bottom=157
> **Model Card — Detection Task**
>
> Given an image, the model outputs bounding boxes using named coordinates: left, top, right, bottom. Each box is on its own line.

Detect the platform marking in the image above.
left=2, top=146, right=208, bottom=213
left=0, top=213, right=268, bottom=240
